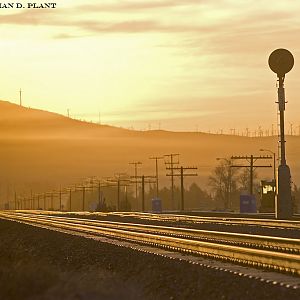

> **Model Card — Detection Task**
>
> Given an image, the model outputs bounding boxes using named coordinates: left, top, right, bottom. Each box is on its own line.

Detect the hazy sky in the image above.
left=1, top=0, right=300, bottom=132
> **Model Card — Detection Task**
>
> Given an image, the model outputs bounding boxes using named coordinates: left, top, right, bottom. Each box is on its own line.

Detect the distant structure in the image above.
left=19, top=88, right=22, bottom=106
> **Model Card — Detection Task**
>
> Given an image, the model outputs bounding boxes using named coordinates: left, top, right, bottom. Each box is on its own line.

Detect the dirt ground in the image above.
left=0, top=219, right=299, bottom=300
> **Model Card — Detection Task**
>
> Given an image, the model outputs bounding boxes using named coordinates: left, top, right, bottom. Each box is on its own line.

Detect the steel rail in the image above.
left=113, top=212, right=300, bottom=229
left=13, top=210, right=300, bottom=230
left=0, top=212, right=299, bottom=276
left=7, top=212, right=300, bottom=254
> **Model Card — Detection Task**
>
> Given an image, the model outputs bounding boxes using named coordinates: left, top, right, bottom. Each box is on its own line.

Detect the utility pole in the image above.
left=133, top=175, right=156, bottom=212
left=164, top=154, right=180, bottom=210
left=43, top=193, right=47, bottom=210
left=289, top=123, right=293, bottom=136
left=246, top=128, right=249, bottom=137
left=106, top=174, right=131, bottom=211
left=19, top=88, right=22, bottom=106
left=75, top=185, right=92, bottom=211
left=50, top=191, right=54, bottom=210
left=86, top=177, right=104, bottom=211
left=231, top=155, right=272, bottom=195
left=37, top=194, right=40, bottom=210
left=166, top=166, right=197, bottom=211
left=30, top=190, right=33, bottom=210
left=68, top=188, right=72, bottom=211
left=129, top=161, right=142, bottom=200
left=58, top=187, right=62, bottom=210
left=149, top=156, right=164, bottom=198
left=14, top=191, right=17, bottom=210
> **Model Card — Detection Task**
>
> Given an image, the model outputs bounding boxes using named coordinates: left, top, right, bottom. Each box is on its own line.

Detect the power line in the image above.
left=230, top=155, right=272, bottom=195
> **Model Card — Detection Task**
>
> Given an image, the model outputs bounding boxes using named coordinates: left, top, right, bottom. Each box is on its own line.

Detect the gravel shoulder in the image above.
left=0, top=219, right=299, bottom=300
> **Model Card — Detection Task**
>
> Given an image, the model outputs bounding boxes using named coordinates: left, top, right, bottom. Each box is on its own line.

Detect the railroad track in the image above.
left=16, top=210, right=300, bottom=230
left=0, top=211, right=299, bottom=276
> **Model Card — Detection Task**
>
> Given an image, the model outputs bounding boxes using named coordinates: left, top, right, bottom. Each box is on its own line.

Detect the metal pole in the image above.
left=279, top=78, right=286, bottom=166
left=276, top=76, right=293, bottom=219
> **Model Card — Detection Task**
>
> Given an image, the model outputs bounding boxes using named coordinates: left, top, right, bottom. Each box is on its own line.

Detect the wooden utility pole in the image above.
left=132, top=175, right=156, bottom=212
left=129, top=161, right=142, bottom=200
left=149, top=156, right=164, bottom=198
left=106, top=174, right=131, bottom=211
left=231, top=155, right=272, bottom=195
left=166, top=166, right=197, bottom=211
left=164, top=154, right=180, bottom=210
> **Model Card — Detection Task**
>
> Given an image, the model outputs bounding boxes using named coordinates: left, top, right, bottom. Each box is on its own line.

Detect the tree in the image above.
left=208, top=159, right=239, bottom=210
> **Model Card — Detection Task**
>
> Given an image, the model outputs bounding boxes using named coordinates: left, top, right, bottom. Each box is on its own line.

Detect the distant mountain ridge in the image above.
left=0, top=100, right=299, bottom=208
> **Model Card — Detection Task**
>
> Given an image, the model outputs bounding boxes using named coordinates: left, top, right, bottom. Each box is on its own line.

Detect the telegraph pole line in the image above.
left=166, top=166, right=197, bottom=211
left=149, top=156, right=164, bottom=198
left=129, top=161, right=142, bottom=200
left=164, top=154, right=180, bottom=210
left=231, top=155, right=272, bottom=195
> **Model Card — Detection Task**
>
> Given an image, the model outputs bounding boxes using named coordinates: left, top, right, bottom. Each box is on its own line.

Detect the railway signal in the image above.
left=268, top=48, right=294, bottom=219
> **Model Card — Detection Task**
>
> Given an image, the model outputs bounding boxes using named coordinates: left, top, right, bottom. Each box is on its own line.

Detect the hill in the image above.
left=1, top=100, right=300, bottom=207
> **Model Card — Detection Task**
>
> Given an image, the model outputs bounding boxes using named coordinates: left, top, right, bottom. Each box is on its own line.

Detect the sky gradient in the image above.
left=1, top=0, right=300, bottom=132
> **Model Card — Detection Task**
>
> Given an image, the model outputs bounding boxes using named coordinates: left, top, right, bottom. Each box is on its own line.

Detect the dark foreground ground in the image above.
left=0, top=219, right=299, bottom=300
